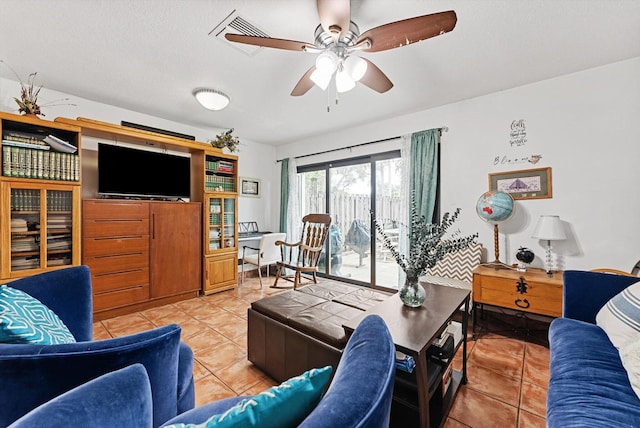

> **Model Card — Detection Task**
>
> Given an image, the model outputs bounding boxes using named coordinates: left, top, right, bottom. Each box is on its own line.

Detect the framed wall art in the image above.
left=240, top=177, right=261, bottom=198
left=489, top=167, right=552, bottom=200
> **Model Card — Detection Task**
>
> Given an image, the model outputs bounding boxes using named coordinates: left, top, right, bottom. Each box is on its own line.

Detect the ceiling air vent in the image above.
left=210, top=10, right=270, bottom=57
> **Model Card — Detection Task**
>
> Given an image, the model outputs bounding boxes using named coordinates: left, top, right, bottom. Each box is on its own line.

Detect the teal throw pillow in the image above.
left=167, top=366, right=332, bottom=428
left=0, top=284, right=76, bottom=344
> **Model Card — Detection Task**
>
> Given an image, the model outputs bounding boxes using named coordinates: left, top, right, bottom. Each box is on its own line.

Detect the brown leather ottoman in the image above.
left=248, top=282, right=392, bottom=382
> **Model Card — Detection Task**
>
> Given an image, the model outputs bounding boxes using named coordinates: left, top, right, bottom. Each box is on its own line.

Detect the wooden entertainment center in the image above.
left=1, top=112, right=239, bottom=319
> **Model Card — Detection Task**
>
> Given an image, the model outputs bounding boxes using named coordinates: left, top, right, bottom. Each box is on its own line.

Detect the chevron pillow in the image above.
left=0, top=284, right=76, bottom=344
left=425, top=244, right=482, bottom=283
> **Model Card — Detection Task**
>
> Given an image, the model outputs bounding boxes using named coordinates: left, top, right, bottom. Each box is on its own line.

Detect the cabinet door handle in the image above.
left=515, top=298, right=530, bottom=309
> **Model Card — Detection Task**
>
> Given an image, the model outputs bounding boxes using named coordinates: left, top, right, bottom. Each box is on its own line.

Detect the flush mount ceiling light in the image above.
left=193, top=88, right=230, bottom=111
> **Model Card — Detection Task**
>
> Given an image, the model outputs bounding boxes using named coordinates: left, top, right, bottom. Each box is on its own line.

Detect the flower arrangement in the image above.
left=1, top=60, right=75, bottom=117
left=373, top=195, right=478, bottom=306
left=15, top=72, right=43, bottom=116
left=209, top=129, right=240, bottom=152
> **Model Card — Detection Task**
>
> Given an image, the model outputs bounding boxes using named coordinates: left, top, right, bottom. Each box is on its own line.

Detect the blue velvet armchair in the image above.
left=162, top=314, right=396, bottom=428
left=0, top=265, right=195, bottom=427
left=8, top=364, right=154, bottom=428
left=8, top=314, right=396, bottom=428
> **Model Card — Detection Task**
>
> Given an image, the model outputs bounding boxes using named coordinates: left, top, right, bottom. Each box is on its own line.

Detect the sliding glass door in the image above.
left=297, top=151, right=401, bottom=291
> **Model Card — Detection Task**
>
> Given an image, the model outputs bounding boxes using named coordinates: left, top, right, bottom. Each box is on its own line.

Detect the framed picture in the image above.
left=240, top=177, right=261, bottom=198
left=489, top=167, right=552, bottom=200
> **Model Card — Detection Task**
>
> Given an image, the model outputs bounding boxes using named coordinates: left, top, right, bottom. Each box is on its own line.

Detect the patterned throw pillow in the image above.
left=166, top=366, right=332, bottom=428
left=425, top=243, right=482, bottom=283
left=596, top=280, right=640, bottom=348
left=620, top=333, right=640, bottom=400
left=0, top=284, right=76, bottom=344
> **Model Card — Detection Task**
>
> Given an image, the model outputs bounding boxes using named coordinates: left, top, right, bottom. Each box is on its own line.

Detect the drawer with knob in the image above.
left=472, top=265, right=563, bottom=317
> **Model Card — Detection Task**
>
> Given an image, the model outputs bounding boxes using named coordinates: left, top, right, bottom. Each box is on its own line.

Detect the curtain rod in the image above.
left=275, top=127, right=448, bottom=163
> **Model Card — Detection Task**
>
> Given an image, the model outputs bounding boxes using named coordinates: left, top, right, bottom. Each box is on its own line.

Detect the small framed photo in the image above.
left=489, top=167, right=552, bottom=200
left=240, top=177, right=261, bottom=198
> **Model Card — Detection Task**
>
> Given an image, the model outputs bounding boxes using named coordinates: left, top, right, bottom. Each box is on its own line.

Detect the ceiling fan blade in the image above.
left=357, top=10, right=457, bottom=53
left=317, top=0, right=351, bottom=39
left=291, top=66, right=317, bottom=96
left=225, top=33, right=315, bottom=52
left=359, top=59, right=393, bottom=93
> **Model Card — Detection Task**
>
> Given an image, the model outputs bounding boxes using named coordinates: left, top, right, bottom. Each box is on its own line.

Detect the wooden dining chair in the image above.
left=272, top=214, right=332, bottom=289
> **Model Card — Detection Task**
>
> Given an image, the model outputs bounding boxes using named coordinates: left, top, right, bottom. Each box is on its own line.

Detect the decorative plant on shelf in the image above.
left=209, top=129, right=240, bottom=152
left=1, top=60, right=75, bottom=117
left=14, top=72, right=43, bottom=116
left=373, top=195, right=478, bottom=307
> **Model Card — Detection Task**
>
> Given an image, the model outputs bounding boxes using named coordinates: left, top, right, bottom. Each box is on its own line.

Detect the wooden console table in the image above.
left=344, top=283, right=469, bottom=427
left=472, top=265, right=563, bottom=326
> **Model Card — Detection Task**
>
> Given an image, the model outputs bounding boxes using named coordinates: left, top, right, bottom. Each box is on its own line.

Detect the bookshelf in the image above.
left=203, top=151, right=238, bottom=294
left=0, top=112, right=81, bottom=281
left=52, top=117, right=240, bottom=309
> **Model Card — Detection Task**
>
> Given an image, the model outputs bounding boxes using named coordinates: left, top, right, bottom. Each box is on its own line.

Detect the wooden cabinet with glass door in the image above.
left=0, top=112, right=81, bottom=281
left=203, top=151, right=238, bottom=294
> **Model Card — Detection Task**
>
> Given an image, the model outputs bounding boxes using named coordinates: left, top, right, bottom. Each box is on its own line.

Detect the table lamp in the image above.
left=531, top=215, right=566, bottom=275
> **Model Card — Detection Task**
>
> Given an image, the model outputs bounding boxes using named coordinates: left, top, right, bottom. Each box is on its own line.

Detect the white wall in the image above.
left=3, top=56, right=639, bottom=270
left=275, top=57, right=640, bottom=272
left=0, top=76, right=277, bottom=232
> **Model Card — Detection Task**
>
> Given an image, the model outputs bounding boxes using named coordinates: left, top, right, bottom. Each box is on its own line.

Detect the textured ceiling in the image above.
left=1, top=0, right=639, bottom=145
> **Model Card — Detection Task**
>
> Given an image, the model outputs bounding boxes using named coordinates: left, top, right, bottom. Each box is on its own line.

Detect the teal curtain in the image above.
left=409, top=129, right=439, bottom=223
left=279, top=158, right=290, bottom=233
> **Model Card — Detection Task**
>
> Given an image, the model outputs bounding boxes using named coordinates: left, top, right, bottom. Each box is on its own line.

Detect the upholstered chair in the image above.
left=8, top=364, right=154, bottom=428
left=161, top=314, right=396, bottom=428
left=0, top=265, right=195, bottom=427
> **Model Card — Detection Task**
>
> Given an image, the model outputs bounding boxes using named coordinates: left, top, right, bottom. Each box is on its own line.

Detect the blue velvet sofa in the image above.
left=0, top=265, right=195, bottom=427
left=9, top=314, right=396, bottom=428
left=547, top=270, right=640, bottom=427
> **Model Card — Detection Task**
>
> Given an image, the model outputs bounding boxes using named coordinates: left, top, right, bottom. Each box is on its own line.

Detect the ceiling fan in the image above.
left=225, top=0, right=457, bottom=96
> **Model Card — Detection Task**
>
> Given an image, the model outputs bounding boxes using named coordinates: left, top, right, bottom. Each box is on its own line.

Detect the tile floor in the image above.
left=93, top=276, right=550, bottom=427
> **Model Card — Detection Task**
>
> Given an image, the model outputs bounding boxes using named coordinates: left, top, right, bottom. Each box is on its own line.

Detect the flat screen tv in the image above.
left=98, top=143, right=191, bottom=199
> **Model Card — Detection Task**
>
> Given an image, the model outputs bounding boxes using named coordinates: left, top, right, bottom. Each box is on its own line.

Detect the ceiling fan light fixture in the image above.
left=310, top=68, right=332, bottom=91
left=344, top=55, right=367, bottom=81
left=193, top=88, right=230, bottom=111
left=315, top=51, right=339, bottom=75
left=336, top=69, right=356, bottom=93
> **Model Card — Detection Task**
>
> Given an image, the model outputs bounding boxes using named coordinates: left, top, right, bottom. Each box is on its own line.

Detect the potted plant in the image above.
left=1, top=60, right=75, bottom=117
left=14, top=71, right=43, bottom=116
left=374, top=196, right=478, bottom=307
left=209, top=129, right=240, bottom=152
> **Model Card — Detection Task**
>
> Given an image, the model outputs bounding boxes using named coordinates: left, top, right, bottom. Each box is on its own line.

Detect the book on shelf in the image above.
left=11, top=236, right=40, bottom=252
left=47, top=257, right=71, bottom=267
left=11, top=256, right=40, bottom=269
left=43, top=135, right=77, bottom=153
left=11, top=218, right=28, bottom=233
left=47, top=235, right=72, bottom=250
left=2, top=146, right=79, bottom=181
left=3, top=130, right=47, bottom=144
left=2, top=139, right=50, bottom=150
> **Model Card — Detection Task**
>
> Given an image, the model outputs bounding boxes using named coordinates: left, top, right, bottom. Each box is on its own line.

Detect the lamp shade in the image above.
left=336, top=69, right=356, bottom=93
left=344, top=55, right=367, bottom=81
left=531, top=215, right=566, bottom=240
left=310, top=68, right=332, bottom=90
left=315, top=51, right=338, bottom=75
left=193, top=88, right=230, bottom=111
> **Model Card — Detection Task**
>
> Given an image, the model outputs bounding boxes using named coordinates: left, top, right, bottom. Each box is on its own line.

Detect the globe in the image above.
left=476, top=191, right=514, bottom=223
